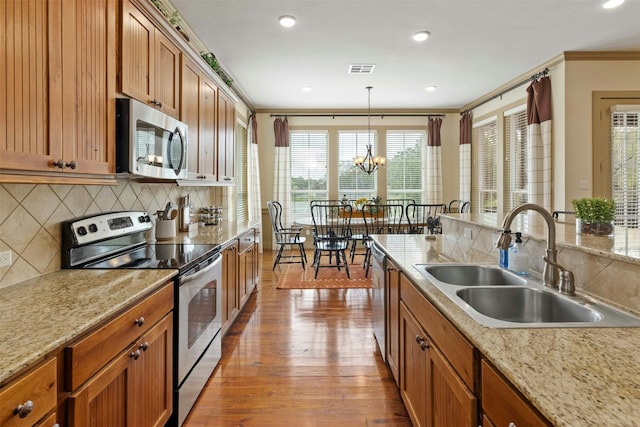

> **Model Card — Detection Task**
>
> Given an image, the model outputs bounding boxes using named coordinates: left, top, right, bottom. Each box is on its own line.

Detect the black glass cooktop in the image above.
left=83, top=243, right=219, bottom=273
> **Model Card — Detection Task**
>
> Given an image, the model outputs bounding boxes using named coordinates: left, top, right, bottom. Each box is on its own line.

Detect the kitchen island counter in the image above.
left=372, top=233, right=640, bottom=427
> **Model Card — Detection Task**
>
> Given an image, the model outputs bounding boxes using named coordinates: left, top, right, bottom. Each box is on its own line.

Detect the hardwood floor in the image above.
left=183, top=250, right=411, bottom=426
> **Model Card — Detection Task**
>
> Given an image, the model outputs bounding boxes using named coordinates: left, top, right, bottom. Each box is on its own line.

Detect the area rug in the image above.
left=276, top=258, right=372, bottom=289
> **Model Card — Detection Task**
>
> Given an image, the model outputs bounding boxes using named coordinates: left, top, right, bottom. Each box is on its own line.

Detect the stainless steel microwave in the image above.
left=116, top=98, right=188, bottom=179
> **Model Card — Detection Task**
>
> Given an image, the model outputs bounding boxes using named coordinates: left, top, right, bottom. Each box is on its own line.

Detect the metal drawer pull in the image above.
left=139, top=341, right=149, bottom=351
left=134, top=316, right=145, bottom=327
left=14, top=400, right=33, bottom=418
left=130, top=349, right=141, bottom=360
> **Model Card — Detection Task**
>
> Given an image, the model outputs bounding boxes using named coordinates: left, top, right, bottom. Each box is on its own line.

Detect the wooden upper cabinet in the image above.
left=121, top=0, right=180, bottom=118
left=180, top=55, right=217, bottom=181
left=1, top=0, right=115, bottom=177
left=217, top=91, right=236, bottom=183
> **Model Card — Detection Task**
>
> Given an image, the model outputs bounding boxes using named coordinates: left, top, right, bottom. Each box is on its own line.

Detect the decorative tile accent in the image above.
left=0, top=181, right=214, bottom=288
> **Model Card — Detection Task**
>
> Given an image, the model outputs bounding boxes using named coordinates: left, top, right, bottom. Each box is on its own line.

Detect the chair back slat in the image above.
left=361, top=204, right=404, bottom=236
left=406, top=203, right=446, bottom=234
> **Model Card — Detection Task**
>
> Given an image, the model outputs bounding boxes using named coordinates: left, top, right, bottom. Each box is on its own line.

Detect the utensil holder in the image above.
left=156, top=219, right=176, bottom=240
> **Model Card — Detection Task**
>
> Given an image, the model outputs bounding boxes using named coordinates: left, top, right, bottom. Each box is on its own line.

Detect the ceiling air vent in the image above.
left=348, top=64, right=376, bottom=75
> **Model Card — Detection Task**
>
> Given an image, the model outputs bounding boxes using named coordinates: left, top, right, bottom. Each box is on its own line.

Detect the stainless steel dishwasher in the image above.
left=370, top=243, right=387, bottom=361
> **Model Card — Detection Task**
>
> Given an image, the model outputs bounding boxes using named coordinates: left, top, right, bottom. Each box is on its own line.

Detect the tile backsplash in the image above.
left=0, top=181, right=213, bottom=289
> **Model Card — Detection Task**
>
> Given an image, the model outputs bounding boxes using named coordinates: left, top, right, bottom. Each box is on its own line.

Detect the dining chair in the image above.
left=447, top=199, right=470, bottom=214
left=406, top=203, right=447, bottom=234
left=361, top=204, right=404, bottom=277
left=267, top=201, right=307, bottom=270
left=310, top=203, right=352, bottom=279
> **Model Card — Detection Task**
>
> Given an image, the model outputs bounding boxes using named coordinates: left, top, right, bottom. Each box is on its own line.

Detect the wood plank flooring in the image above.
left=183, top=250, right=411, bottom=426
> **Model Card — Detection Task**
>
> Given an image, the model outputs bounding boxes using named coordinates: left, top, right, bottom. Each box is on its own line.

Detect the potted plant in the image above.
left=571, top=197, right=616, bottom=236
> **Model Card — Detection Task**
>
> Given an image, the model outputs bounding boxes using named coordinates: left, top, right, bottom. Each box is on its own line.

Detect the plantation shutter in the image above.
left=472, top=117, right=497, bottom=213
left=611, top=105, right=640, bottom=227
left=386, top=130, right=425, bottom=202
left=290, top=131, right=328, bottom=219
left=236, top=121, right=249, bottom=222
left=338, top=131, right=376, bottom=199
left=504, top=105, right=528, bottom=210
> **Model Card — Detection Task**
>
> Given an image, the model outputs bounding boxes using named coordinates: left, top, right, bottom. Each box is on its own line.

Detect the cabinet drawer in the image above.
left=0, top=358, right=56, bottom=427
left=400, top=276, right=476, bottom=391
left=481, top=360, right=551, bottom=427
left=238, top=229, right=255, bottom=253
left=65, top=283, right=173, bottom=390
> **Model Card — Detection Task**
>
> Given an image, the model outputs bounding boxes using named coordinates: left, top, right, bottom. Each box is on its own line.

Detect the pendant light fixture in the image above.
left=353, top=86, right=386, bottom=174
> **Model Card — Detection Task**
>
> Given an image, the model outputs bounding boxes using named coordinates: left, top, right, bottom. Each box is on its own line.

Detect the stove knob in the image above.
left=77, top=226, right=87, bottom=236
left=138, top=215, right=146, bottom=223
left=88, top=224, right=98, bottom=233
left=144, top=215, right=151, bottom=222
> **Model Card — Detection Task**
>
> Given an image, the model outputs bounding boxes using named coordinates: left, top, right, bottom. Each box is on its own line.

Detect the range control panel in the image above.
left=67, top=211, right=152, bottom=246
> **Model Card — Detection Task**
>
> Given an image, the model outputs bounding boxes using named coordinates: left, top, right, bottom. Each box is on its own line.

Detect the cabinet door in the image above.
left=387, top=262, right=401, bottom=385
left=61, top=0, right=115, bottom=175
left=121, top=0, right=154, bottom=105
left=222, top=243, right=238, bottom=333
left=154, top=31, right=180, bottom=118
left=400, top=302, right=428, bottom=427
left=0, top=0, right=62, bottom=172
left=217, top=91, right=235, bottom=183
left=429, top=345, right=477, bottom=427
left=180, top=56, right=202, bottom=180
left=68, top=314, right=173, bottom=427
left=131, top=314, right=173, bottom=427
left=200, top=77, right=218, bottom=179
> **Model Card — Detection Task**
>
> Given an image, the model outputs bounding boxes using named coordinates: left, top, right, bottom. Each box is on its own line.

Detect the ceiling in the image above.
left=170, top=0, right=640, bottom=111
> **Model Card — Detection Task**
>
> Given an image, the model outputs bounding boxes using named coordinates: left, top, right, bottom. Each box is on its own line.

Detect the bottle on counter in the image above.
left=509, top=232, right=529, bottom=275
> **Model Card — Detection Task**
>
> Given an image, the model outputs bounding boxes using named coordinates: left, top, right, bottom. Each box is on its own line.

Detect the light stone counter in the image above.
left=0, top=268, right=176, bottom=385
left=372, top=234, right=640, bottom=427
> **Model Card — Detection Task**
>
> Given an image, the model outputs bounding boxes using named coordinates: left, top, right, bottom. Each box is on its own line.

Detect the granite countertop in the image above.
left=372, top=234, right=640, bottom=427
left=152, top=219, right=260, bottom=247
left=0, top=269, right=177, bottom=385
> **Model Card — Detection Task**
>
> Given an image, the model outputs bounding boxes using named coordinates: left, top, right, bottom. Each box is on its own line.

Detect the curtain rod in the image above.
left=269, top=113, right=445, bottom=118
left=461, top=67, right=549, bottom=115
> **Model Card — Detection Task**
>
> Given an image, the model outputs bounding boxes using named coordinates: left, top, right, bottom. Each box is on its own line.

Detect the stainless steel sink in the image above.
left=418, top=264, right=525, bottom=286
left=413, top=263, right=640, bottom=328
left=456, top=287, right=601, bottom=323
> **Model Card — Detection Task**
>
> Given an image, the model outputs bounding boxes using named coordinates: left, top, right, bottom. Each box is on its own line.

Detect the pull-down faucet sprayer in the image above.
left=496, top=203, right=560, bottom=289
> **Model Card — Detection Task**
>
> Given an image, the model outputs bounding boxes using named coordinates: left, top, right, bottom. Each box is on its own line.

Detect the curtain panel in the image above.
left=425, top=117, right=443, bottom=204
left=459, top=112, right=472, bottom=203
left=272, top=117, right=292, bottom=250
left=248, top=113, right=263, bottom=251
left=526, top=76, right=552, bottom=211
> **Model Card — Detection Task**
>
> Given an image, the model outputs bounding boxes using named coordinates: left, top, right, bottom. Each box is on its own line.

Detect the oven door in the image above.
left=178, top=252, right=222, bottom=384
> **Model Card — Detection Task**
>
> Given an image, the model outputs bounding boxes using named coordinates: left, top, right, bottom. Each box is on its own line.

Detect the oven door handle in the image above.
left=181, top=254, right=221, bottom=285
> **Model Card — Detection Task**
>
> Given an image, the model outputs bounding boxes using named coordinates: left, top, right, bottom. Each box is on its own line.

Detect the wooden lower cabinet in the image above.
left=0, top=358, right=57, bottom=427
left=67, top=313, right=173, bottom=427
left=481, top=360, right=551, bottom=427
left=222, top=241, right=239, bottom=333
left=399, top=302, right=477, bottom=427
left=238, top=229, right=257, bottom=308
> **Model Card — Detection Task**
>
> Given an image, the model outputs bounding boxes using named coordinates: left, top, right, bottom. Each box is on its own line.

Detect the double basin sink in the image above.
left=413, top=264, right=640, bottom=328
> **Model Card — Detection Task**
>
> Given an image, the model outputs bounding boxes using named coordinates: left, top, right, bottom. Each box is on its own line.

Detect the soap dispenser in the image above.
left=509, top=232, right=529, bottom=275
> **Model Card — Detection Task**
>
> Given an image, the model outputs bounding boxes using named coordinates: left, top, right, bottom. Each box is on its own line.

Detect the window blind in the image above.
left=290, top=131, right=328, bottom=219
left=236, top=122, right=249, bottom=222
left=472, top=120, right=497, bottom=213
left=504, top=106, right=528, bottom=210
left=386, top=130, right=425, bottom=202
left=611, top=106, right=640, bottom=228
left=338, top=131, right=376, bottom=200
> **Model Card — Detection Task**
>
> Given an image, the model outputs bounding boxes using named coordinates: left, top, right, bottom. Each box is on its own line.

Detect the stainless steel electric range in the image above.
left=61, top=211, right=223, bottom=426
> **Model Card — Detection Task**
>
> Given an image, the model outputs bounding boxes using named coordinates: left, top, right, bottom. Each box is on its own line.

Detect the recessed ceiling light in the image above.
left=602, top=0, right=624, bottom=8
left=412, top=31, right=431, bottom=42
left=302, top=86, right=312, bottom=92
left=278, top=15, right=296, bottom=27
left=425, top=86, right=437, bottom=92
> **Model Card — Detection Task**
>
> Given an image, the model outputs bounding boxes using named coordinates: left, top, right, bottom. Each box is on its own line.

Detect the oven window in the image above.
left=188, top=280, right=218, bottom=348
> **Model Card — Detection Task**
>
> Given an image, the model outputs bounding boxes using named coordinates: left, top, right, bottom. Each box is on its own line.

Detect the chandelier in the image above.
left=353, top=86, right=386, bottom=174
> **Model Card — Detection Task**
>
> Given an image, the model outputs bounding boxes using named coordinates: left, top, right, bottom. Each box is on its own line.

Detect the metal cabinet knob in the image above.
left=53, top=159, right=65, bottom=169
left=14, top=400, right=33, bottom=418
left=130, top=349, right=141, bottom=360
left=134, top=316, right=145, bottom=327
left=66, top=160, right=77, bottom=169
left=508, top=423, right=517, bottom=427
left=139, top=341, right=149, bottom=352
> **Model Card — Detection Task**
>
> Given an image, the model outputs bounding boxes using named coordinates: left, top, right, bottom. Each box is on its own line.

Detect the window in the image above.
left=338, top=131, right=376, bottom=200
left=236, top=121, right=248, bottom=222
left=386, top=130, right=425, bottom=202
left=473, top=118, right=497, bottom=213
left=611, top=106, right=640, bottom=228
left=504, top=106, right=528, bottom=210
left=290, top=131, right=328, bottom=219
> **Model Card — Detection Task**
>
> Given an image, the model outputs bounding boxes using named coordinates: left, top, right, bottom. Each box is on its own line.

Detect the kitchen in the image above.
left=1, top=0, right=640, bottom=426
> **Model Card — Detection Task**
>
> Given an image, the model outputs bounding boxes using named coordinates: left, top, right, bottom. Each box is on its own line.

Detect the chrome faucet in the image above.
left=496, top=203, right=564, bottom=290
